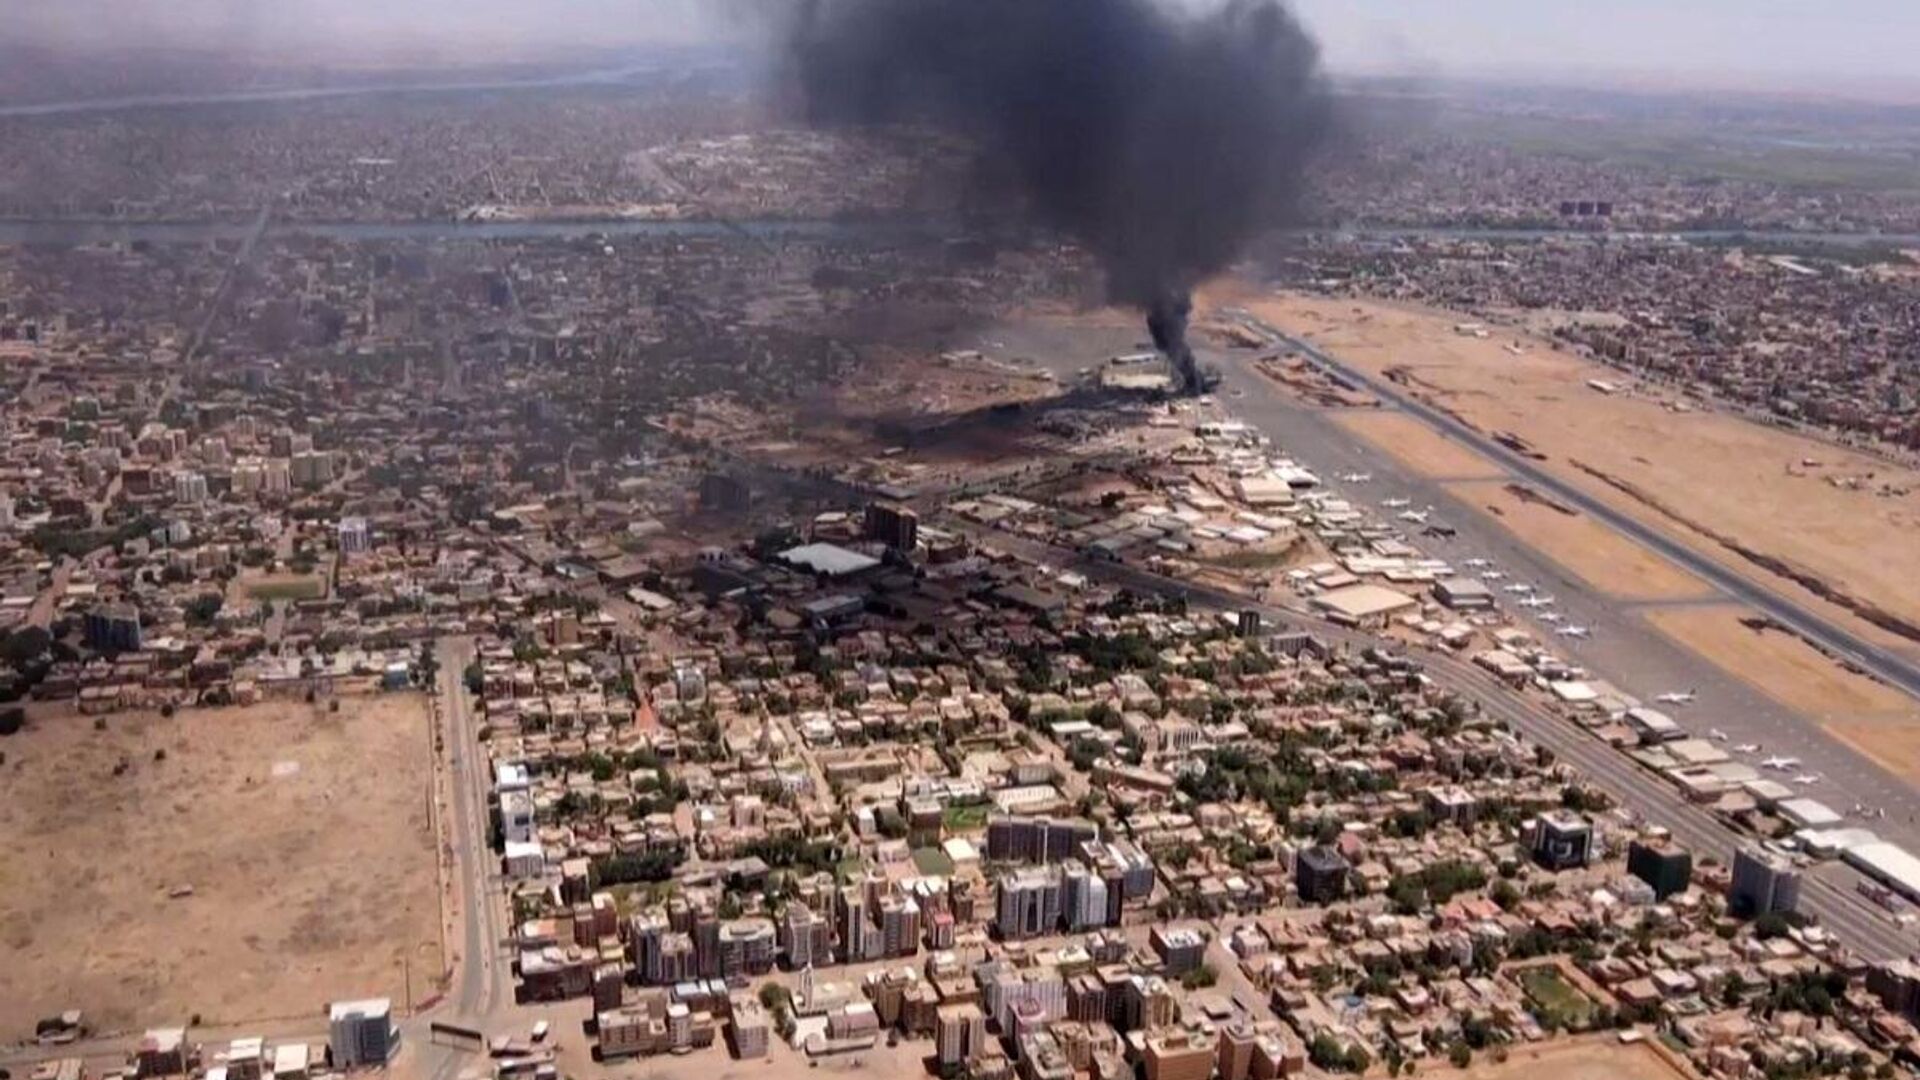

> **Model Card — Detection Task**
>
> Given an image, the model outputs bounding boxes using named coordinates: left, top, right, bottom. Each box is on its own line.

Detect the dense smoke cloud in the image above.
left=788, top=0, right=1334, bottom=391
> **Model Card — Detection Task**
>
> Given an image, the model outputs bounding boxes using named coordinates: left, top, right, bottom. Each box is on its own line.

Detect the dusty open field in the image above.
left=1215, top=286, right=1920, bottom=660
left=1446, top=480, right=1714, bottom=601
left=1644, top=605, right=1919, bottom=717
left=0, top=695, right=441, bottom=1037
left=1332, top=409, right=1506, bottom=479
left=1436, top=1037, right=1693, bottom=1080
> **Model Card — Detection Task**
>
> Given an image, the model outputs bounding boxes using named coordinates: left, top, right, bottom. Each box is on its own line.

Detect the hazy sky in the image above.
left=1294, top=0, right=1920, bottom=94
left=8, top=0, right=1920, bottom=95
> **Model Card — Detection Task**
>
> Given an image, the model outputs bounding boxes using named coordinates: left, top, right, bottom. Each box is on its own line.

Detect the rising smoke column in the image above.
left=787, top=0, right=1333, bottom=393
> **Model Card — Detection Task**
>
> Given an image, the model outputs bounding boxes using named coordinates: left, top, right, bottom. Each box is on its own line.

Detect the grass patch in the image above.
left=1519, top=967, right=1596, bottom=1030
left=942, top=803, right=990, bottom=832
left=246, top=576, right=326, bottom=601
left=911, top=847, right=955, bottom=876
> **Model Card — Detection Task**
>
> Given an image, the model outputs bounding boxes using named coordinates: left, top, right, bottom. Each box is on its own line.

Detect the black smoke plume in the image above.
left=786, top=0, right=1333, bottom=393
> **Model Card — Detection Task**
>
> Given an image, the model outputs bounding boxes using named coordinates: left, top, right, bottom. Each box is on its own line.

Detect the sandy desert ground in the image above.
left=1445, top=479, right=1714, bottom=602
left=1441, top=1037, right=1695, bottom=1080
left=0, top=695, right=441, bottom=1037
left=1220, top=287, right=1920, bottom=661
left=1332, top=409, right=1506, bottom=480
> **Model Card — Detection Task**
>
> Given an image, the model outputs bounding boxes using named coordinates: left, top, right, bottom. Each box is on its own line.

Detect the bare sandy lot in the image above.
left=1440, top=1038, right=1692, bottom=1080
left=1826, top=715, right=1920, bottom=786
left=1643, top=605, right=1919, bottom=718
left=0, top=696, right=441, bottom=1037
left=1446, top=480, right=1713, bottom=601
left=1333, top=409, right=1505, bottom=480
left=1215, top=285, right=1920, bottom=660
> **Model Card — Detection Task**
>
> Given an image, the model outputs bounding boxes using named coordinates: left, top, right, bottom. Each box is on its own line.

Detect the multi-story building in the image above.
left=880, top=895, right=921, bottom=958
left=729, top=998, right=770, bottom=1059
left=1627, top=839, right=1693, bottom=900
left=1294, top=846, right=1349, bottom=905
left=1144, top=1031, right=1215, bottom=1080
left=988, top=816, right=1098, bottom=864
left=83, top=604, right=143, bottom=653
left=1730, top=845, right=1802, bottom=916
left=936, top=1003, right=989, bottom=1067
left=1062, top=863, right=1110, bottom=932
left=717, top=918, right=777, bottom=984
left=780, top=901, right=833, bottom=969
left=864, top=502, right=920, bottom=552
left=996, top=866, right=1063, bottom=940
left=1530, top=811, right=1595, bottom=871
left=327, top=999, right=397, bottom=1068
left=337, top=516, right=372, bottom=555
left=1150, top=926, right=1207, bottom=977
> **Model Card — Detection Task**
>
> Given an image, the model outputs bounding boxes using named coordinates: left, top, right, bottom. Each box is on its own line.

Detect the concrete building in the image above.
left=84, top=604, right=143, bottom=653
left=1730, top=845, right=1802, bottom=917
left=1530, top=810, right=1594, bottom=871
left=1627, top=839, right=1693, bottom=900
left=937, top=1003, right=989, bottom=1067
left=337, top=516, right=372, bottom=555
left=1150, top=926, right=1208, bottom=977
left=864, top=502, right=919, bottom=552
left=996, top=866, right=1064, bottom=940
left=327, top=999, right=396, bottom=1069
left=1144, top=1031, right=1215, bottom=1080
left=1295, top=846, right=1349, bottom=905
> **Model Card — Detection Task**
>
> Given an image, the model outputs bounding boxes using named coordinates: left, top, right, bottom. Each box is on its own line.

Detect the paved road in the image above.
left=1232, top=311, right=1920, bottom=706
left=418, top=637, right=513, bottom=1080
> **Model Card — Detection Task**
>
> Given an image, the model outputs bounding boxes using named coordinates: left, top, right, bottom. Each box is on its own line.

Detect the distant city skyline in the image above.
left=8, top=0, right=1920, bottom=101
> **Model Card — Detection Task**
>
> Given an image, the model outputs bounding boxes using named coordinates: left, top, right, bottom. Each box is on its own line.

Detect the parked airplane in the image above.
left=1654, top=690, right=1697, bottom=705
left=1480, top=570, right=1506, bottom=581
left=1397, top=509, right=1430, bottom=524
left=1381, top=497, right=1411, bottom=508
left=1339, top=472, right=1372, bottom=483
left=1794, top=773, right=1823, bottom=786
left=1762, top=756, right=1802, bottom=771
left=1518, top=595, right=1555, bottom=608
left=1557, top=625, right=1592, bottom=638
left=1463, top=558, right=1491, bottom=568
left=1538, top=612, right=1563, bottom=624
left=1503, top=583, right=1534, bottom=595
left=1735, top=744, right=1760, bottom=754
left=1708, top=728, right=1728, bottom=741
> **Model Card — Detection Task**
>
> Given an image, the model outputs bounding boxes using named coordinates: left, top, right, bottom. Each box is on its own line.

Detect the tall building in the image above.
left=1530, top=811, right=1595, bottom=871
left=1730, top=845, right=1802, bottom=917
left=996, top=866, right=1063, bottom=940
left=1295, top=846, right=1349, bottom=905
left=717, top=918, right=777, bottom=983
left=1627, top=839, right=1693, bottom=900
left=1062, top=864, right=1110, bottom=932
left=327, top=999, right=397, bottom=1068
left=864, top=502, right=919, bottom=552
left=880, top=895, right=922, bottom=958
left=937, top=1003, right=989, bottom=1067
left=837, top=884, right=872, bottom=962
left=337, top=516, right=372, bottom=555
left=780, top=901, right=832, bottom=970
left=1150, top=926, right=1207, bottom=977
left=84, top=604, right=143, bottom=653
left=988, top=816, right=1098, bottom=864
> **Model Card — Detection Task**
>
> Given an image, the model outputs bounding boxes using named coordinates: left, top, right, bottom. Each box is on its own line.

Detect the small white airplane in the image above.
left=1397, top=509, right=1430, bottom=524
left=1340, top=472, right=1372, bottom=483
left=1538, top=612, right=1563, bottom=624
left=1794, top=773, right=1823, bottom=786
left=1382, top=497, right=1412, bottom=508
left=1734, top=743, right=1760, bottom=754
left=1762, top=756, right=1802, bottom=771
left=1463, top=558, right=1491, bottom=569
left=1518, top=595, right=1555, bottom=609
left=1708, top=728, right=1728, bottom=741
left=1481, top=570, right=1506, bottom=581
left=1504, top=583, right=1535, bottom=595
left=1557, top=625, right=1592, bottom=638
left=1654, top=690, right=1697, bottom=705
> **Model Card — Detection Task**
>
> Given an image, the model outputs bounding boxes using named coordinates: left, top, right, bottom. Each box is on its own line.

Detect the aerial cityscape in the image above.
left=6, top=9, right=1920, bottom=1080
